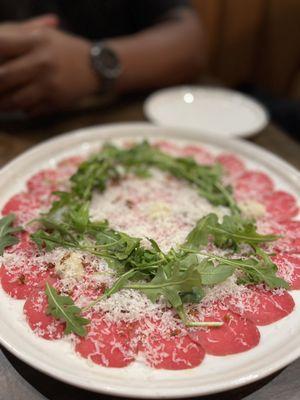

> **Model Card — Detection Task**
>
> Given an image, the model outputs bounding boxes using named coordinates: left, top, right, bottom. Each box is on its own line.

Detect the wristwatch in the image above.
left=90, top=42, right=122, bottom=94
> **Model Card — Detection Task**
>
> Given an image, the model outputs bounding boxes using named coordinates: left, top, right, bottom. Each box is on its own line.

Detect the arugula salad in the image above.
left=0, top=139, right=298, bottom=369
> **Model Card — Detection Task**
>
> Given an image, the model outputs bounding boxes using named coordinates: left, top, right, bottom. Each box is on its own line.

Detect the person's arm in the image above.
left=0, top=8, right=204, bottom=115
left=108, top=8, right=204, bottom=93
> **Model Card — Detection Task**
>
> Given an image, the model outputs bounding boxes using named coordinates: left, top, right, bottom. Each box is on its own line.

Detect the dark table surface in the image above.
left=0, top=95, right=300, bottom=400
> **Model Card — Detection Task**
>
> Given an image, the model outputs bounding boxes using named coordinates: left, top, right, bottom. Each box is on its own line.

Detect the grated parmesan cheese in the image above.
left=90, top=169, right=228, bottom=252
left=55, top=252, right=84, bottom=279
left=239, top=200, right=266, bottom=219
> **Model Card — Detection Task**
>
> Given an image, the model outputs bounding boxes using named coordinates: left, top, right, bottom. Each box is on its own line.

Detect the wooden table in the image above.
left=0, top=95, right=300, bottom=400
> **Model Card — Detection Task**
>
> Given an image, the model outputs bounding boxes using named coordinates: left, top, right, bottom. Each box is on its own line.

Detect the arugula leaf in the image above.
left=200, top=251, right=289, bottom=289
left=212, top=215, right=278, bottom=249
left=32, top=212, right=140, bottom=264
left=45, top=283, right=89, bottom=336
left=125, top=265, right=223, bottom=326
left=238, top=247, right=289, bottom=289
left=68, top=202, right=90, bottom=233
left=181, top=287, right=205, bottom=304
left=31, top=227, right=79, bottom=252
left=185, top=213, right=278, bottom=251
left=125, top=265, right=203, bottom=309
left=0, top=214, right=22, bottom=255
left=197, top=260, right=235, bottom=285
left=185, top=214, right=218, bottom=249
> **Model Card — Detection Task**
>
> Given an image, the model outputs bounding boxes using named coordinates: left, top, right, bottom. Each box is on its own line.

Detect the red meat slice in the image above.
left=258, top=218, right=300, bottom=254
left=2, top=192, right=42, bottom=225
left=75, top=313, right=137, bottom=367
left=234, top=171, right=274, bottom=202
left=5, top=232, right=38, bottom=257
left=145, top=335, right=204, bottom=370
left=1, top=266, right=56, bottom=299
left=282, top=220, right=300, bottom=238
left=24, top=290, right=65, bottom=340
left=181, top=145, right=214, bottom=165
left=277, top=239, right=300, bottom=254
left=57, top=156, right=83, bottom=171
left=188, top=305, right=260, bottom=356
left=272, top=253, right=300, bottom=289
left=273, top=237, right=300, bottom=255
left=226, top=287, right=295, bottom=326
left=138, top=320, right=205, bottom=369
left=259, top=219, right=300, bottom=240
left=263, top=191, right=298, bottom=221
left=2, top=192, right=40, bottom=214
left=216, top=153, right=246, bottom=180
left=27, top=169, right=61, bottom=197
left=154, top=140, right=181, bottom=156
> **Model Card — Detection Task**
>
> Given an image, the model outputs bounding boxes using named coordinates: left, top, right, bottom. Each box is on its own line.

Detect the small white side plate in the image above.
left=144, top=86, right=269, bottom=138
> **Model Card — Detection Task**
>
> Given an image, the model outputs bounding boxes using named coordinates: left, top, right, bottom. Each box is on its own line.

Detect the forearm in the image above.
left=106, top=8, right=204, bottom=93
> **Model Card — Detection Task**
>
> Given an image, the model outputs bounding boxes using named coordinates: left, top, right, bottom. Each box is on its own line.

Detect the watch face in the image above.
left=91, top=45, right=122, bottom=80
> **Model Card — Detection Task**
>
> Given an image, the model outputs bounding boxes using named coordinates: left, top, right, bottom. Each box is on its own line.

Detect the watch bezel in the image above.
left=90, top=43, right=122, bottom=81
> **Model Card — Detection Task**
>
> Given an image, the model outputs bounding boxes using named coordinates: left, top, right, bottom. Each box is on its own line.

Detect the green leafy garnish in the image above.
left=186, top=213, right=278, bottom=250
left=196, top=251, right=289, bottom=289
left=124, top=265, right=223, bottom=327
left=0, top=214, right=22, bottom=255
left=50, top=141, right=239, bottom=213
left=45, top=283, right=89, bottom=336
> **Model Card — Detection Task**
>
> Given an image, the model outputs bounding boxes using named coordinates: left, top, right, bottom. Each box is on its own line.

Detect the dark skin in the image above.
left=0, top=9, right=203, bottom=116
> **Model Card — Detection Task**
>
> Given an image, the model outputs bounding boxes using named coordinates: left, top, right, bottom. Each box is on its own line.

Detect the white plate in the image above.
left=144, top=86, right=269, bottom=138
left=0, top=123, right=299, bottom=399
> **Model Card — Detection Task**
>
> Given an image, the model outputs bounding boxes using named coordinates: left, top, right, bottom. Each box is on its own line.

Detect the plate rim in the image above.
left=0, top=122, right=299, bottom=399
left=143, top=85, right=270, bottom=138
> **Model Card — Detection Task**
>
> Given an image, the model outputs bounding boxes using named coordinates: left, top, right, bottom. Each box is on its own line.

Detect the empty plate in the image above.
left=144, top=86, right=269, bottom=138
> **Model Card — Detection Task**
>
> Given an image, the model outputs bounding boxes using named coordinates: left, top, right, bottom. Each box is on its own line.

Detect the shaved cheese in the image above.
left=90, top=169, right=227, bottom=252
left=55, top=252, right=84, bottom=279
left=239, top=200, right=266, bottom=219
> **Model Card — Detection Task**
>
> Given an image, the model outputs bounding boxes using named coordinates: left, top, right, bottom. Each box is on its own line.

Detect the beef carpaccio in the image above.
left=0, top=139, right=299, bottom=370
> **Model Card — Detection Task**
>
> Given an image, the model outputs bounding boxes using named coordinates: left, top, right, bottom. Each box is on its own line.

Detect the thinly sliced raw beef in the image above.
left=1, top=265, right=56, bottom=299
left=5, top=232, right=35, bottom=255
left=234, top=171, right=274, bottom=202
left=188, top=305, right=260, bottom=356
left=258, top=218, right=300, bottom=254
left=154, top=140, right=181, bottom=156
left=273, top=237, right=300, bottom=254
left=27, top=169, right=61, bottom=198
left=24, top=290, right=65, bottom=340
left=57, top=156, right=83, bottom=171
left=274, top=220, right=300, bottom=253
left=263, top=191, right=298, bottom=221
left=138, top=320, right=205, bottom=369
left=216, top=153, right=246, bottom=180
left=2, top=192, right=41, bottom=225
left=27, top=159, right=82, bottom=200
left=272, top=253, right=300, bottom=289
left=75, top=313, right=137, bottom=367
left=258, top=219, right=300, bottom=239
left=282, top=220, right=300, bottom=238
left=181, top=145, right=214, bottom=165
left=226, top=287, right=295, bottom=326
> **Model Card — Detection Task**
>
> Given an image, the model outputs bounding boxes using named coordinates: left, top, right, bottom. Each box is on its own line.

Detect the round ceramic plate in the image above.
left=0, top=123, right=299, bottom=399
left=144, top=86, right=269, bottom=138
